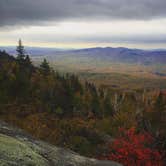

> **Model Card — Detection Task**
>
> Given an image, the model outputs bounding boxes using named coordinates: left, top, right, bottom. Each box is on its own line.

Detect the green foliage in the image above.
left=103, top=92, right=114, bottom=116
left=55, top=107, right=64, bottom=117
left=68, top=136, right=92, bottom=155
left=0, top=49, right=107, bottom=118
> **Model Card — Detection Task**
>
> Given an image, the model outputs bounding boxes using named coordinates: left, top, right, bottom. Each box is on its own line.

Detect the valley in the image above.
left=26, top=47, right=166, bottom=90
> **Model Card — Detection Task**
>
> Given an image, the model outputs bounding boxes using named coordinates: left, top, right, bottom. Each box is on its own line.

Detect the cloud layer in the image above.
left=1, top=0, right=166, bottom=26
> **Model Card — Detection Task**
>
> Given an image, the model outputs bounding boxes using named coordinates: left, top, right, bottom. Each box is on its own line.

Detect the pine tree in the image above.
left=40, top=58, right=50, bottom=74
left=25, top=55, right=32, bottom=66
left=16, top=39, right=25, bottom=60
left=103, top=93, right=113, bottom=116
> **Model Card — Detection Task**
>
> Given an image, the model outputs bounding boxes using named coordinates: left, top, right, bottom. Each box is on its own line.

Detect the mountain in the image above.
left=1, top=46, right=166, bottom=78
left=1, top=46, right=166, bottom=65
left=0, top=46, right=66, bottom=56
left=52, top=47, right=166, bottom=65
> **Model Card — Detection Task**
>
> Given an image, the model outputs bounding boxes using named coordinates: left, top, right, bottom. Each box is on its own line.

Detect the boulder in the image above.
left=0, top=121, right=122, bottom=166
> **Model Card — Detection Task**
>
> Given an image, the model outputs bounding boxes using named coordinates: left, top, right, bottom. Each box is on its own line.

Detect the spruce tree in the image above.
left=40, top=58, right=50, bottom=74
left=25, top=55, right=32, bottom=65
left=16, top=39, right=25, bottom=60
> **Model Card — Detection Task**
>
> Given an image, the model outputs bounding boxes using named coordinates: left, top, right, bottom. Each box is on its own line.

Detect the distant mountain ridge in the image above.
left=64, top=47, right=166, bottom=64
left=1, top=46, right=166, bottom=65
left=0, top=46, right=66, bottom=56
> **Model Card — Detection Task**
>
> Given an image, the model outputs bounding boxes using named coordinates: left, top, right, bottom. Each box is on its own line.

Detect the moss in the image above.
left=0, top=134, right=48, bottom=166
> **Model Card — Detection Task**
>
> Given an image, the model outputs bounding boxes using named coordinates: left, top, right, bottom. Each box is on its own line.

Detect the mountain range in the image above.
left=1, top=46, right=166, bottom=65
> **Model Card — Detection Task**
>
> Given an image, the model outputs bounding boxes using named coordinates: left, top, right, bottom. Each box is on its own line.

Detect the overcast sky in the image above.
left=0, top=0, right=166, bottom=48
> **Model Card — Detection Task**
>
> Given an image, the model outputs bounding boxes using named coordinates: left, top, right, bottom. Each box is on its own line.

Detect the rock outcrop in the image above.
left=0, top=121, right=122, bottom=166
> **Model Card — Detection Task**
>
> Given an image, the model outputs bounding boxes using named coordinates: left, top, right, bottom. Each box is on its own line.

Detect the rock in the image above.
left=0, top=121, right=122, bottom=166
left=0, top=134, right=48, bottom=166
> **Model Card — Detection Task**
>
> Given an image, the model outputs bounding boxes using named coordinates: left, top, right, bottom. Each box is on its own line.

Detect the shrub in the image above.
left=99, top=128, right=164, bottom=166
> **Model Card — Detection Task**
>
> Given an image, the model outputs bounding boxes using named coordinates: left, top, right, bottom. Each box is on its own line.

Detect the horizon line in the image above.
left=1, top=45, right=166, bottom=51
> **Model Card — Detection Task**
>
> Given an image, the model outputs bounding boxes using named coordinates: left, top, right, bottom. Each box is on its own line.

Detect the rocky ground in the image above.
left=0, top=120, right=122, bottom=166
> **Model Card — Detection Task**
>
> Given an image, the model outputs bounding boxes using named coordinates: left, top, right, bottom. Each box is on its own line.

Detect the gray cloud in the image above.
left=84, top=34, right=166, bottom=44
left=17, top=32, right=166, bottom=44
left=1, top=0, right=166, bottom=27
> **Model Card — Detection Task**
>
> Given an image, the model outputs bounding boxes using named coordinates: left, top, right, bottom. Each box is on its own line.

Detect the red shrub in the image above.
left=99, top=128, right=164, bottom=166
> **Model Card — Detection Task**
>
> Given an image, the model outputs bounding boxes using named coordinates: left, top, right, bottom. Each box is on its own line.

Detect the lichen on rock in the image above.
left=0, top=134, right=48, bottom=166
left=0, top=121, right=122, bottom=166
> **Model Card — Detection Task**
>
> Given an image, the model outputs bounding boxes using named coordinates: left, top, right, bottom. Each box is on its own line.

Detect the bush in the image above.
left=99, top=128, right=164, bottom=166
left=68, top=136, right=92, bottom=155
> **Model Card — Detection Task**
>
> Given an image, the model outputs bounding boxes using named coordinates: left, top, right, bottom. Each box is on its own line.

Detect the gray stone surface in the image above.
left=0, top=121, right=122, bottom=166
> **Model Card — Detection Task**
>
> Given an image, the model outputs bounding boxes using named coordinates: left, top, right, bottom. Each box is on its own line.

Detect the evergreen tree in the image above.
left=91, top=96, right=101, bottom=117
left=153, top=92, right=166, bottom=135
left=103, top=93, right=113, bottom=116
left=40, top=58, right=50, bottom=74
left=155, top=92, right=165, bottom=112
left=25, top=55, right=32, bottom=66
left=16, top=39, right=25, bottom=60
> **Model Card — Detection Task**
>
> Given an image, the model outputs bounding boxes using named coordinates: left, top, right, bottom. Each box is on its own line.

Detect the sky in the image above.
left=0, top=0, right=166, bottom=49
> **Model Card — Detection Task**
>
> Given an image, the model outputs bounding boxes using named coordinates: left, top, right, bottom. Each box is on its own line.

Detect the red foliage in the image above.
left=99, top=128, right=164, bottom=166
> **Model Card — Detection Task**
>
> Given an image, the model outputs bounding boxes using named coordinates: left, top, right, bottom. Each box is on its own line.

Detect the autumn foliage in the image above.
left=0, top=42, right=166, bottom=160
left=99, top=128, right=164, bottom=166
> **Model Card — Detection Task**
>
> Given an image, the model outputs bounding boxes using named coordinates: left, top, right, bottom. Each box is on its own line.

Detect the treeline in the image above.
left=0, top=41, right=114, bottom=118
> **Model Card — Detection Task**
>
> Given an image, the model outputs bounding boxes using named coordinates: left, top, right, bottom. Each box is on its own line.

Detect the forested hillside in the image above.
left=0, top=42, right=166, bottom=165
